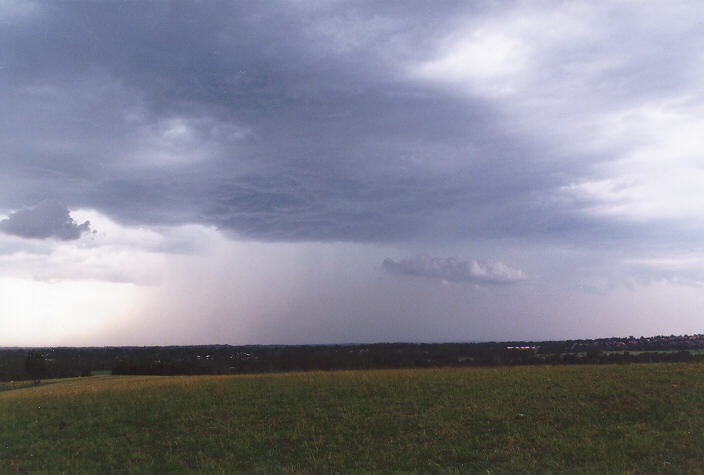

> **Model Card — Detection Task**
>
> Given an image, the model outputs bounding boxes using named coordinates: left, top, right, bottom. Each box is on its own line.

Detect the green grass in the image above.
left=2, top=364, right=704, bottom=471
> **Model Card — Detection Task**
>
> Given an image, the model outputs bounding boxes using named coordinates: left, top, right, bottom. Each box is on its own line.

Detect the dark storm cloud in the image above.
left=0, top=200, right=91, bottom=240
left=383, top=255, right=526, bottom=285
left=2, top=1, right=702, bottom=246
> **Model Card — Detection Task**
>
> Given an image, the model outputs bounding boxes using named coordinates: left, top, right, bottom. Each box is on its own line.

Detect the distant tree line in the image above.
left=24, top=350, right=46, bottom=384
left=2, top=336, right=704, bottom=382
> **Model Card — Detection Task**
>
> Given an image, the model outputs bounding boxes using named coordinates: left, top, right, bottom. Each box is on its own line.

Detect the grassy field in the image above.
left=2, top=364, right=704, bottom=471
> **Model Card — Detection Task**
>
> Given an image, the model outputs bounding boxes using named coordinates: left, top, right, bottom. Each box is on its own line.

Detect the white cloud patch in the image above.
left=0, top=209, right=224, bottom=285
left=622, top=252, right=704, bottom=288
left=0, top=200, right=92, bottom=240
left=565, top=97, right=704, bottom=221
left=411, top=1, right=704, bottom=236
left=412, top=3, right=595, bottom=97
left=415, top=30, right=528, bottom=96
left=383, top=255, right=526, bottom=285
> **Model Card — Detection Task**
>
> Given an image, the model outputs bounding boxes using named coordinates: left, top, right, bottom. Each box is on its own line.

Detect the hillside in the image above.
left=2, top=364, right=704, bottom=471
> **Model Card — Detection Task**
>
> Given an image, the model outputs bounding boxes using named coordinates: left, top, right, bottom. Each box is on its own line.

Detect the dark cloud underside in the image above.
left=0, top=200, right=90, bottom=240
left=1, top=1, right=702, bottom=246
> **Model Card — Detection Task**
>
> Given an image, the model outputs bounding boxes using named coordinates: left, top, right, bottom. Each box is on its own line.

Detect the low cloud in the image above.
left=0, top=200, right=92, bottom=240
left=383, top=255, right=526, bottom=285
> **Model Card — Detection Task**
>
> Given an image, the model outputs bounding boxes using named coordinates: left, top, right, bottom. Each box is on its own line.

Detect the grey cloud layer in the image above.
left=0, top=200, right=91, bottom=240
left=383, top=255, right=526, bottom=285
left=1, top=1, right=701, bottom=246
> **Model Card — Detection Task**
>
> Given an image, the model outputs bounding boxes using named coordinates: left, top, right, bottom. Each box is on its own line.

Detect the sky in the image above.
left=3, top=1, right=704, bottom=346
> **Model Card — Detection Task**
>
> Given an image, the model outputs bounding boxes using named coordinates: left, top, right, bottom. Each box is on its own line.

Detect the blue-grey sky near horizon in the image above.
left=3, top=0, right=704, bottom=346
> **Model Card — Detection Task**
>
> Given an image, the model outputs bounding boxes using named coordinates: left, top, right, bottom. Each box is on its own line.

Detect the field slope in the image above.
left=2, top=364, right=704, bottom=471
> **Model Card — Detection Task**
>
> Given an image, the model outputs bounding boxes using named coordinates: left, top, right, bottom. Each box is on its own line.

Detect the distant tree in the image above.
left=25, top=351, right=46, bottom=384
left=585, top=348, right=602, bottom=364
